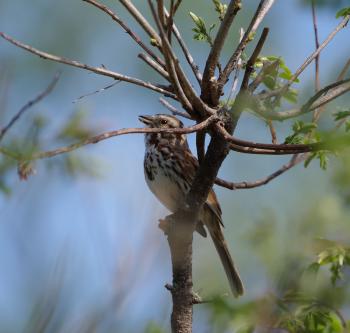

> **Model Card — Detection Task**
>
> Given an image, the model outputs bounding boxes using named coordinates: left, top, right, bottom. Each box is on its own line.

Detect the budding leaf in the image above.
left=189, top=12, right=214, bottom=45
left=336, top=7, right=350, bottom=18
left=212, top=0, right=227, bottom=21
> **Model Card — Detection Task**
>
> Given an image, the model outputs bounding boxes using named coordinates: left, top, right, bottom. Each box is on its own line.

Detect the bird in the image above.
left=139, top=113, right=244, bottom=297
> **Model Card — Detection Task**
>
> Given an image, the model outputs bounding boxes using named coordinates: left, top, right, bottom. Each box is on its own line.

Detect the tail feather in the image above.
left=211, top=234, right=244, bottom=297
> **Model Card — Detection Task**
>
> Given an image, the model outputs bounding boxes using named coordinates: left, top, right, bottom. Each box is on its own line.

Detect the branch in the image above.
left=159, top=97, right=191, bottom=119
left=240, top=27, right=269, bottom=91
left=164, top=8, right=202, bottom=84
left=0, top=32, right=176, bottom=99
left=83, top=0, right=165, bottom=67
left=0, top=72, right=60, bottom=142
left=201, top=0, right=242, bottom=104
left=337, top=58, right=350, bottom=81
left=118, top=0, right=162, bottom=46
left=254, top=79, right=350, bottom=121
left=215, top=154, right=303, bottom=190
left=218, top=0, right=275, bottom=95
left=1, top=116, right=218, bottom=161
left=138, top=53, right=169, bottom=80
left=260, top=15, right=350, bottom=100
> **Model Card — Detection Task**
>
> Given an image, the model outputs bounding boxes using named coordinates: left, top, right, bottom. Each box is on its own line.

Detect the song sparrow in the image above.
left=139, top=114, right=244, bottom=297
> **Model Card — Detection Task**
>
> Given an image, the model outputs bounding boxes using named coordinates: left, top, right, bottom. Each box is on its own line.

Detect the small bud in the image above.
left=17, top=161, right=36, bottom=181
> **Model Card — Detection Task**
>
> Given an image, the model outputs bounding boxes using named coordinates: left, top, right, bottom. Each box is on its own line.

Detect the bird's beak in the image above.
left=138, top=115, right=153, bottom=126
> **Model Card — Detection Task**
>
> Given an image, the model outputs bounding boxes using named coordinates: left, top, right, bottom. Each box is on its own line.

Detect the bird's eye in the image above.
left=160, top=119, right=168, bottom=125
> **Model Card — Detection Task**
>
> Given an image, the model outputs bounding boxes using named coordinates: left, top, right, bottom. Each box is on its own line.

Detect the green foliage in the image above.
left=336, top=7, right=350, bottom=18
left=212, top=0, right=227, bottom=21
left=254, top=56, right=299, bottom=104
left=284, top=120, right=318, bottom=144
left=333, top=109, right=350, bottom=121
left=314, top=239, right=350, bottom=286
left=189, top=12, right=215, bottom=46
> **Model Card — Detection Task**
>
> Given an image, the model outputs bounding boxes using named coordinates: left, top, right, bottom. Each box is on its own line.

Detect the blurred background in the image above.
left=0, top=0, right=349, bottom=332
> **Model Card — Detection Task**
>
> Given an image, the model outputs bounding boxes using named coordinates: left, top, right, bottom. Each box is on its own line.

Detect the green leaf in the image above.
left=336, top=7, right=350, bottom=18
left=333, top=110, right=350, bottom=121
left=346, top=120, right=350, bottom=132
left=189, top=12, right=214, bottom=45
left=212, top=0, right=227, bottom=21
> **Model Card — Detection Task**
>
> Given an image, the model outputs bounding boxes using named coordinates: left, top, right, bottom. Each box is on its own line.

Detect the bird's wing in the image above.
left=173, top=147, right=224, bottom=227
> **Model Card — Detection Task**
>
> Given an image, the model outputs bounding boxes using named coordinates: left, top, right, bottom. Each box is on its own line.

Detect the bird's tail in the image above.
left=211, top=234, right=244, bottom=297
left=209, top=225, right=244, bottom=297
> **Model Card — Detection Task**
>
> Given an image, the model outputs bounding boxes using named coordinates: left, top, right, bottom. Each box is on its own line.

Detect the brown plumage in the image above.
left=139, top=114, right=244, bottom=297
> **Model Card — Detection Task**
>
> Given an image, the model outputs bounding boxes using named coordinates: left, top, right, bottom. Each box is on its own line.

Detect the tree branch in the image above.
left=218, top=0, right=275, bottom=96
left=0, top=72, right=60, bottom=142
left=0, top=116, right=218, bottom=161
left=201, top=0, right=242, bottom=104
left=254, top=79, right=350, bottom=120
left=215, top=154, right=303, bottom=190
left=0, top=32, right=176, bottom=99
left=83, top=0, right=165, bottom=67
left=260, top=15, right=350, bottom=100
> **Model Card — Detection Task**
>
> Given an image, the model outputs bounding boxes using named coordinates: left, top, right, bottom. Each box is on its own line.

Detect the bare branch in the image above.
left=268, top=120, right=277, bottom=144
left=240, top=27, right=269, bottom=91
left=138, top=53, right=169, bottom=80
left=255, top=79, right=350, bottom=120
left=0, top=115, right=218, bottom=161
left=83, top=0, right=165, bottom=67
left=118, top=0, right=162, bottom=46
left=215, top=154, right=303, bottom=190
left=73, top=80, right=121, bottom=103
left=164, top=8, right=202, bottom=84
left=0, top=32, right=176, bottom=99
left=201, top=0, right=242, bottom=104
left=218, top=0, right=275, bottom=95
left=260, top=15, right=350, bottom=99
left=0, top=72, right=60, bottom=142
left=216, top=123, right=319, bottom=153
left=311, top=0, right=321, bottom=93
left=150, top=0, right=215, bottom=117
left=159, top=97, right=191, bottom=119
left=337, top=58, right=350, bottom=81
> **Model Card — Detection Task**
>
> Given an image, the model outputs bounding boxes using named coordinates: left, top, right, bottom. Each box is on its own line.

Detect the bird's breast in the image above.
left=144, top=145, right=188, bottom=212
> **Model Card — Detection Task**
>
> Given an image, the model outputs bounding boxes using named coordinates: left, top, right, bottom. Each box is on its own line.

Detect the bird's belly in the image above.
left=145, top=168, right=184, bottom=213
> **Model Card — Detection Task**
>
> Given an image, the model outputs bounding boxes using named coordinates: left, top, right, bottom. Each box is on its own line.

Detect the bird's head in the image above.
left=138, top=114, right=187, bottom=148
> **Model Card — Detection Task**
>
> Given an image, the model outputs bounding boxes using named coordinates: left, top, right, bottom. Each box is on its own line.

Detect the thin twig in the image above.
left=118, top=0, right=162, bottom=46
left=150, top=0, right=214, bottom=116
left=218, top=0, right=275, bottom=94
left=159, top=97, right=191, bottom=119
left=260, top=15, right=350, bottom=100
left=73, top=79, right=121, bottom=103
left=337, top=58, right=350, bottom=81
left=255, top=79, right=350, bottom=120
left=201, top=0, right=242, bottom=104
left=216, top=123, right=320, bottom=153
left=215, top=154, right=303, bottom=190
left=164, top=8, right=202, bottom=84
left=311, top=0, right=324, bottom=123
left=138, top=53, right=169, bottom=80
left=0, top=115, right=218, bottom=161
left=83, top=0, right=165, bottom=67
left=0, top=72, right=60, bottom=142
left=240, top=28, right=269, bottom=91
left=268, top=120, right=277, bottom=144
left=311, top=0, right=320, bottom=93
left=0, top=32, right=176, bottom=99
